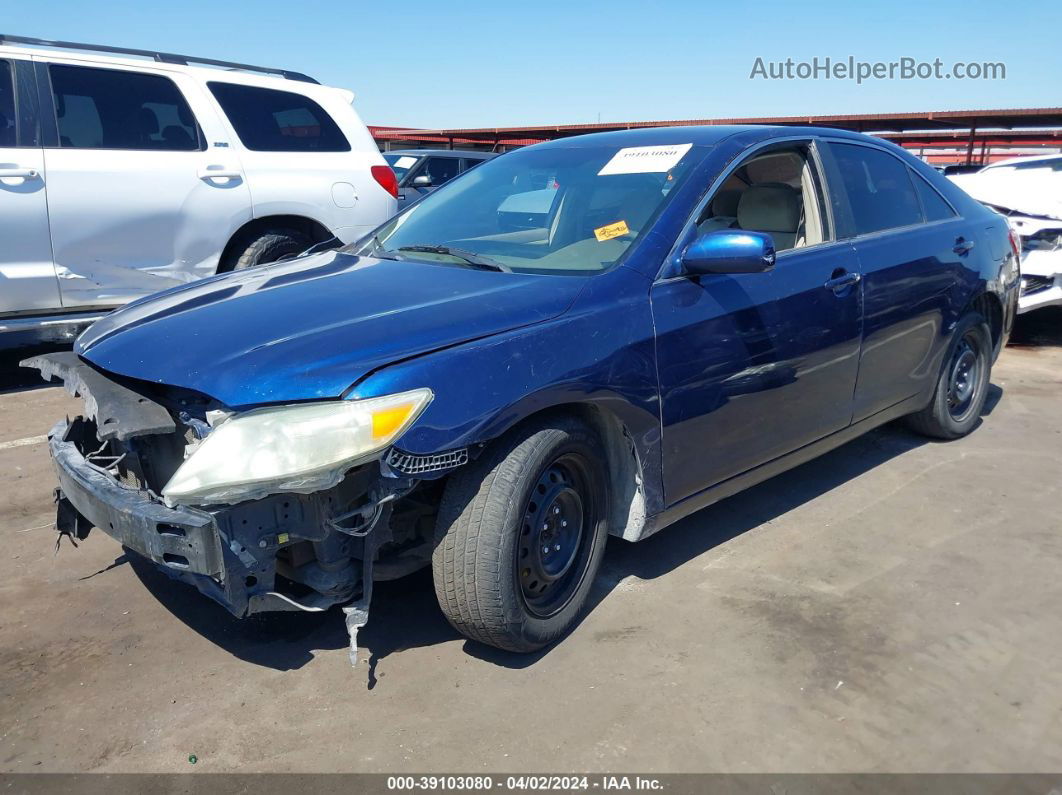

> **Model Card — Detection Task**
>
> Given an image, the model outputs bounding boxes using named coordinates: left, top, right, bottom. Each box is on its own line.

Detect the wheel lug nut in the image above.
left=542, top=546, right=550, bottom=554
left=553, top=506, right=560, bottom=515
left=542, top=523, right=548, bottom=531
left=561, top=520, right=567, bottom=528
left=554, top=543, right=561, bottom=551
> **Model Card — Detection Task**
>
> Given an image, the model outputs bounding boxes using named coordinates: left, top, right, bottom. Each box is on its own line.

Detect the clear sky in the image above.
left=5, top=0, right=1059, bottom=129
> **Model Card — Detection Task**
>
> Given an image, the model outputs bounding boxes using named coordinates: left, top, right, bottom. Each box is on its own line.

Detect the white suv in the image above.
left=0, top=35, right=397, bottom=347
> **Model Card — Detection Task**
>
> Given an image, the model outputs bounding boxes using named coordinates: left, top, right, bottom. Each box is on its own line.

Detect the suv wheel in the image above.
left=432, top=417, right=610, bottom=652
left=226, top=228, right=313, bottom=271
left=906, top=311, right=993, bottom=439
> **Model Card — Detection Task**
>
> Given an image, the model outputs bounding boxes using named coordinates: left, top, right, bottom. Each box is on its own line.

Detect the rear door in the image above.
left=824, top=141, right=964, bottom=421
left=39, top=59, right=252, bottom=309
left=206, top=80, right=384, bottom=243
left=0, top=57, right=59, bottom=315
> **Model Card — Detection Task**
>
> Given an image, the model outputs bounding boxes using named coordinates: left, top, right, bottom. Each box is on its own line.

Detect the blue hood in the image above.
left=77, top=252, right=585, bottom=407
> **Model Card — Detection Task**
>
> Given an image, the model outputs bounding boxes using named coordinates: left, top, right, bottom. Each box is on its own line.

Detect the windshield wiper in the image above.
left=397, top=245, right=511, bottom=272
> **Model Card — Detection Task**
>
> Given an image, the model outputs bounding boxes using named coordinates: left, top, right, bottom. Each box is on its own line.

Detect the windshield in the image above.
left=354, top=143, right=700, bottom=275
left=383, top=153, right=422, bottom=181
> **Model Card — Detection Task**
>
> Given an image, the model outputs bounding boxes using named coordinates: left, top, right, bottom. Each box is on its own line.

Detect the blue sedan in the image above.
left=27, top=125, right=1020, bottom=656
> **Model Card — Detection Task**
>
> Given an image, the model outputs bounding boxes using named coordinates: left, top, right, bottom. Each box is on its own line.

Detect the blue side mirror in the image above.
left=681, top=230, right=776, bottom=276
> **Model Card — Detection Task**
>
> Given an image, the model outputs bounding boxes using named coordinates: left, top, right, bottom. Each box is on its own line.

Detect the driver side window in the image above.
left=696, top=145, right=830, bottom=253
left=412, top=156, right=461, bottom=187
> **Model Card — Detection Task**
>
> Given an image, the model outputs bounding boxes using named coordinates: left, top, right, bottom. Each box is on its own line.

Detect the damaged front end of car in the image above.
left=23, top=351, right=461, bottom=665
left=949, top=164, right=1062, bottom=314
left=1003, top=213, right=1062, bottom=314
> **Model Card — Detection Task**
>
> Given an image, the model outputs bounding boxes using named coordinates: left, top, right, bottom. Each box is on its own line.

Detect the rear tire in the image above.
left=226, top=228, right=313, bottom=271
left=906, top=311, right=992, bottom=439
left=432, top=417, right=609, bottom=652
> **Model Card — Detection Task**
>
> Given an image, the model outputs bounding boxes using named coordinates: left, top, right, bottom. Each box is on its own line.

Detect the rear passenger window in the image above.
left=831, top=143, right=923, bottom=235
left=912, top=173, right=957, bottom=222
left=0, top=61, right=15, bottom=147
left=208, top=82, right=349, bottom=152
left=49, top=64, right=201, bottom=151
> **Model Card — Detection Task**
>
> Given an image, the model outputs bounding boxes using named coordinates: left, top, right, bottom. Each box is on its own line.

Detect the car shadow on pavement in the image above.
left=0, top=344, right=72, bottom=394
left=126, top=399, right=998, bottom=681
left=126, top=549, right=460, bottom=679
left=1009, top=306, right=1062, bottom=348
left=463, top=421, right=936, bottom=670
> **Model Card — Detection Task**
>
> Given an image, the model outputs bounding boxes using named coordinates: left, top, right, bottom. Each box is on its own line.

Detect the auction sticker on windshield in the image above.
left=598, top=143, right=692, bottom=175
left=594, top=220, right=630, bottom=241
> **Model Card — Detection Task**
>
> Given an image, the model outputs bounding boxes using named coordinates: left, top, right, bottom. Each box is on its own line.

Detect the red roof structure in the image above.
left=369, top=108, right=1062, bottom=165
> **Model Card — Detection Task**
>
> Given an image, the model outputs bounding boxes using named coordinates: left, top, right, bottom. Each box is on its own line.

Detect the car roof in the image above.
left=384, top=149, right=496, bottom=159
left=529, top=124, right=879, bottom=149
left=0, top=40, right=335, bottom=94
left=982, top=153, right=1062, bottom=169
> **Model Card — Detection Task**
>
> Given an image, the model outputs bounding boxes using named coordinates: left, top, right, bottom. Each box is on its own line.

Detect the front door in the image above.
left=39, top=60, right=251, bottom=309
left=408, top=155, right=461, bottom=198
left=0, top=58, right=58, bottom=316
left=652, top=142, right=863, bottom=505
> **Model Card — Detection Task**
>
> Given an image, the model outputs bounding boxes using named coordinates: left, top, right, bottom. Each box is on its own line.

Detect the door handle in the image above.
left=953, top=237, right=975, bottom=255
left=0, top=168, right=39, bottom=179
left=197, top=167, right=242, bottom=180
left=824, top=271, right=861, bottom=291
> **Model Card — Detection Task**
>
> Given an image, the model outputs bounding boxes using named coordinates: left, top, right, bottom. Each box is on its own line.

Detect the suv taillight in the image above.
left=371, top=165, right=399, bottom=199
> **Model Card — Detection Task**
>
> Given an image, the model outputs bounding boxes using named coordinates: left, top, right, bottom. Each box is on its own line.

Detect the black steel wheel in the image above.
left=945, top=332, right=984, bottom=423
left=432, top=417, right=610, bottom=652
left=907, top=311, right=992, bottom=439
left=517, top=454, right=599, bottom=618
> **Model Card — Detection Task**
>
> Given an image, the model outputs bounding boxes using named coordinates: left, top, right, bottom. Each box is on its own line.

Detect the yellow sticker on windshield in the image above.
left=594, top=220, right=629, bottom=242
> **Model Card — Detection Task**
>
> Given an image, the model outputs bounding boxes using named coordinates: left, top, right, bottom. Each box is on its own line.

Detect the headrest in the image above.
left=737, top=183, right=801, bottom=233
left=135, top=107, right=160, bottom=135
left=710, top=189, right=741, bottom=218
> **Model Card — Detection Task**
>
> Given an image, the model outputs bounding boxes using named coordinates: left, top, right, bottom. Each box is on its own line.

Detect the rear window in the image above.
left=208, top=82, right=349, bottom=152
left=832, top=143, right=923, bottom=235
left=912, top=173, right=957, bottom=222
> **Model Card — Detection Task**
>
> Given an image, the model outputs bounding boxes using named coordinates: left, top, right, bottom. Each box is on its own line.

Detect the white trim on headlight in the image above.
left=161, top=388, right=433, bottom=506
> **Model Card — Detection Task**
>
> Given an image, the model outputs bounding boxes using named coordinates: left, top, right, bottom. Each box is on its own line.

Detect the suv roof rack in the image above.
left=0, top=34, right=319, bottom=84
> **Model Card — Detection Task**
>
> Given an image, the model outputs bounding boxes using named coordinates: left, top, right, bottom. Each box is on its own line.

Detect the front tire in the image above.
left=432, top=417, right=609, bottom=652
left=907, top=311, right=992, bottom=439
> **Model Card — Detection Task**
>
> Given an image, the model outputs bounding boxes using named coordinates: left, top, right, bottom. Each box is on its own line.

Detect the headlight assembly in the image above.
left=162, top=388, right=432, bottom=506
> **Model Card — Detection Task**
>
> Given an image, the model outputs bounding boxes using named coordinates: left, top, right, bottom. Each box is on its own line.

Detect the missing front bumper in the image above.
left=26, top=352, right=444, bottom=668
left=47, top=414, right=406, bottom=621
